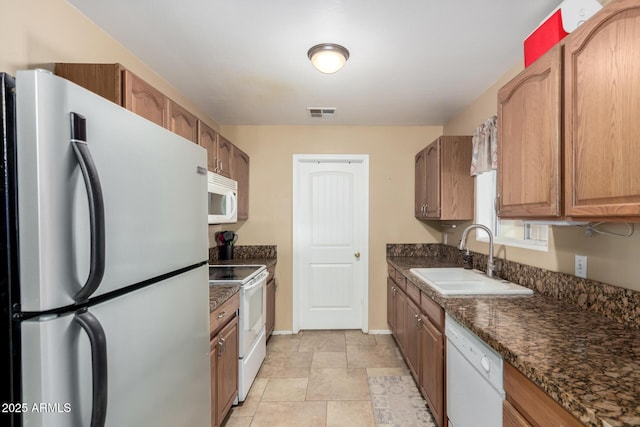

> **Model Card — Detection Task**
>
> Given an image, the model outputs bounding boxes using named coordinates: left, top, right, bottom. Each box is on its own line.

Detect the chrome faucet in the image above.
left=458, top=224, right=496, bottom=278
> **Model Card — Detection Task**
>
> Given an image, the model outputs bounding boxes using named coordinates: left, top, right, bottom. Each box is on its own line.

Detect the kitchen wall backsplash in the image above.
left=386, top=243, right=443, bottom=258
left=209, top=245, right=277, bottom=262
left=387, top=243, right=640, bottom=329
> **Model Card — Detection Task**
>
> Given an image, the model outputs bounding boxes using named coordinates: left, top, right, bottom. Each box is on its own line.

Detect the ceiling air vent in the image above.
left=307, top=107, right=336, bottom=118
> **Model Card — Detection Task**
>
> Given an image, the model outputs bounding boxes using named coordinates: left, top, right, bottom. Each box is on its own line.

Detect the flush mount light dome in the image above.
left=307, top=43, right=350, bottom=74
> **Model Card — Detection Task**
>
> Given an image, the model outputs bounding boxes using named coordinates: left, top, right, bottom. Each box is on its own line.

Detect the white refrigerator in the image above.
left=0, top=70, right=211, bottom=427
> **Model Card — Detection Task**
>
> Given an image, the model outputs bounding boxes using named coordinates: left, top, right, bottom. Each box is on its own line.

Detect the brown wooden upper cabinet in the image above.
left=55, top=63, right=198, bottom=143
left=167, top=99, right=198, bottom=143
left=122, top=69, right=169, bottom=129
left=216, top=135, right=233, bottom=179
left=197, top=122, right=232, bottom=178
left=497, top=0, right=640, bottom=220
left=232, top=146, right=250, bottom=221
left=497, top=45, right=562, bottom=218
left=415, top=136, right=474, bottom=220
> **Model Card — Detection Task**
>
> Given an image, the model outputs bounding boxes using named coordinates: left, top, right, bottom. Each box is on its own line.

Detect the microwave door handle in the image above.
left=228, top=191, right=237, bottom=218
left=70, top=113, right=106, bottom=303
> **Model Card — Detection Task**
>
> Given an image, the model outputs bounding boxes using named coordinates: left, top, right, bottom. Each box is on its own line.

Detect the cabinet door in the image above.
left=266, top=278, right=275, bottom=339
left=420, top=318, right=444, bottom=427
left=405, top=299, right=421, bottom=379
left=217, top=135, right=233, bottom=178
left=216, top=317, right=238, bottom=426
left=55, top=63, right=123, bottom=105
left=440, top=136, right=474, bottom=220
left=497, top=45, right=562, bottom=218
left=232, top=146, right=250, bottom=220
left=198, top=122, right=219, bottom=172
left=424, top=139, right=441, bottom=218
left=394, top=287, right=408, bottom=353
left=387, top=277, right=396, bottom=333
left=415, top=148, right=428, bottom=218
left=210, top=338, right=218, bottom=427
left=122, top=70, right=168, bottom=128
left=168, top=99, right=198, bottom=143
left=564, top=2, right=640, bottom=217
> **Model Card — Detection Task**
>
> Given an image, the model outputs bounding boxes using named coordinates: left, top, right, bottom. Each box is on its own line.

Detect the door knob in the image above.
left=354, top=251, right=360, bottom=258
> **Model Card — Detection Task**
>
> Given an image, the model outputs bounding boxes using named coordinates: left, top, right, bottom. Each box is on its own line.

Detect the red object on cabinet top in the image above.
left=524, top=10, right=568, bottom=67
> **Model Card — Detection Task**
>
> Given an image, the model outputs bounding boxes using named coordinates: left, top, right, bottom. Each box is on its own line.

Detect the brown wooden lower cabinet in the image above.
left=504, top=362, right=583, bottom=427
left=405, top=298, right=421, bottom=379
left=504, top=400, right=533, bottom=427
left=387, top=265, right=446, bottom=427
left=394, top=285, right=408, bottom=354
left=420, top=315, right=444, bottom=427
left=210, top=293, right=239, bottom=427
left=387, top=277, right=396, bottom=333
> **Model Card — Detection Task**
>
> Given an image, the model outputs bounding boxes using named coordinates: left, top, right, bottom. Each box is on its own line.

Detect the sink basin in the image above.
left=409, top=268, right=533, bottom=296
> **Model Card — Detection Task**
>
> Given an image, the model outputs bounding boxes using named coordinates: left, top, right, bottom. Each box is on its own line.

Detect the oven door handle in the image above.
left=242, top=271, right=268, bottom=291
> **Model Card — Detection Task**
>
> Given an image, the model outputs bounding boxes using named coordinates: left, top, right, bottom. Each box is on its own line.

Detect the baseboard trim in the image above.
left=368, top=329, right=392, bottom=335
left=271, top=330, right=294, bottom=336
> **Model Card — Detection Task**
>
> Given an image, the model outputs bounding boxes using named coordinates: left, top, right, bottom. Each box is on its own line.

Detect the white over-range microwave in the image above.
left=208, top=171, right=238, bottom=224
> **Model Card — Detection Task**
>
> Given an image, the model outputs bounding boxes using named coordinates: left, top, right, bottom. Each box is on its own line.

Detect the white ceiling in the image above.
left=68, top=0, right=561, bottom=126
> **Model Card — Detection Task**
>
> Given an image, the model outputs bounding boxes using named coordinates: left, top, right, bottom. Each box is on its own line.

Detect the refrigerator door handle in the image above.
left=70, top=112, right=106, bottom=303
left=75, top=308, right=108, bottom=427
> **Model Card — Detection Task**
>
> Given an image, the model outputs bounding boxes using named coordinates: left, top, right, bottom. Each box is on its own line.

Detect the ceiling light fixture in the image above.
left=307, top=43, right=350, bottom=74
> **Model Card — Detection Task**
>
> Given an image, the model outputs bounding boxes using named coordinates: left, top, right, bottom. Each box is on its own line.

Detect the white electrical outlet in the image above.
left=575, top=255, right=587, bottom=278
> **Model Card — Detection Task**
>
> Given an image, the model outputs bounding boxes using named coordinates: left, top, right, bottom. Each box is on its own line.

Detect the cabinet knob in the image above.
left=354, top=251, right=360, bottom=258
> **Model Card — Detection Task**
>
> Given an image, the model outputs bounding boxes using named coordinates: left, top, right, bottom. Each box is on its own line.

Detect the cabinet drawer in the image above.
left=406, top=280, right=421, bottom=305
left=394, top=271, right=407, bottom=292
left=420, top=292, right=444, bottom=331
left=503, top=400, right=532, bottom=427
left=504, top=363, right=583, bottom=427
left=210, top=292, right=239, bottom=336
left=387, top=264, right=396, bottom=279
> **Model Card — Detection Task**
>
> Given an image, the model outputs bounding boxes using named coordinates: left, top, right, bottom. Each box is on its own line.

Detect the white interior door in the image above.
left=293, top=155, right=369, bottom=331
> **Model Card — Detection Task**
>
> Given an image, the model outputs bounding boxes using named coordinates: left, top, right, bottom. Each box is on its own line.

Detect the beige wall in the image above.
left=219, top=126, right=443, bottom=331
left=443, top=62, right=640, bottom=293
left=1, top=0, right=219, bottom=130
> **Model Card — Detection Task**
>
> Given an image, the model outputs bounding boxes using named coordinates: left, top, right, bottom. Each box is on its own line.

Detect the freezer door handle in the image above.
left=70, top=112, right=106, bottom=303
left=75, top=308, right=108, bottom=427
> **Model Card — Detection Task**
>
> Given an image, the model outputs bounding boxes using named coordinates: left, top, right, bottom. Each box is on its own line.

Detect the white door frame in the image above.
left=292, top=154, right=369, bottom=334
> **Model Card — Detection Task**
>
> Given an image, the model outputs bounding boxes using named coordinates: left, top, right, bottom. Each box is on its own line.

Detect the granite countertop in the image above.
left=209, top=285, right=240, bottom=313
left=388, top=257, right=640, bottom=427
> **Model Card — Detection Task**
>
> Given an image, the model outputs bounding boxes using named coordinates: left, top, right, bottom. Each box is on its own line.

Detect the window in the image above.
left=475, top=170, right=549, bottom=251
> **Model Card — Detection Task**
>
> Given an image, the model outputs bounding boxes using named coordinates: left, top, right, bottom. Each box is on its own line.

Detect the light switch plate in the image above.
left=575, top=255, right=587, bottom=278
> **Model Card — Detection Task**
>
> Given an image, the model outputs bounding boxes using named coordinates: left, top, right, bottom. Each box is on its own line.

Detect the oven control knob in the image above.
left=481, top=355, right=491, bottom=373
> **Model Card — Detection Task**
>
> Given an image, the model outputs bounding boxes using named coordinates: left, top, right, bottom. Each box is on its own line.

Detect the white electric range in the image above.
left=209, top=264, right=267, bottom=402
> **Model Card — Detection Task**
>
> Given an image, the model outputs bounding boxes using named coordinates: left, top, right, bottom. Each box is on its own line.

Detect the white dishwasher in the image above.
left=446, top=314, right=505, bottom=427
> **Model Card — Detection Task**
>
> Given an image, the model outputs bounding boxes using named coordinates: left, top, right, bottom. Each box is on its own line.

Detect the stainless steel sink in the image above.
left=409, top=268, right=533, bottom=296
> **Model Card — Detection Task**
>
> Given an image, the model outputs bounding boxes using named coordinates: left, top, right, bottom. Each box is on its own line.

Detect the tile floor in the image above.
left=222, top=330, right=436, bottom=427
